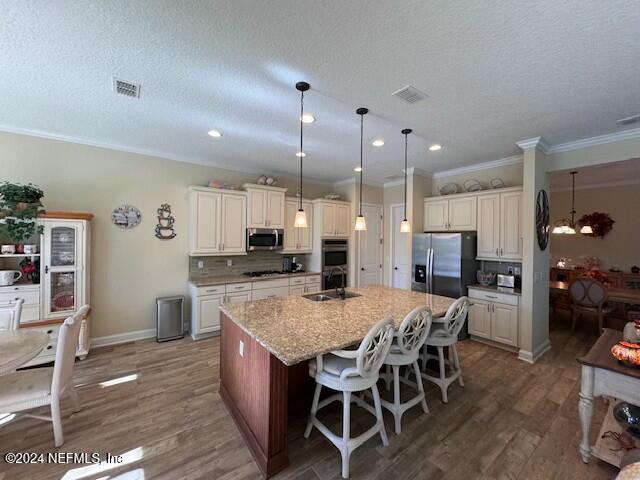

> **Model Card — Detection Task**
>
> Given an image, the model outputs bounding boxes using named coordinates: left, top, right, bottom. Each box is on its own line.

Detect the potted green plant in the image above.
left=0, top=182, right=45, bottom=253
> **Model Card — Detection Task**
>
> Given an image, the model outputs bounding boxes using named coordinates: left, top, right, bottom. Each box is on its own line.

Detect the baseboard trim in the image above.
left=518, top=339, right=551, bottom=364
left=91, top=328, right=157, bottom=348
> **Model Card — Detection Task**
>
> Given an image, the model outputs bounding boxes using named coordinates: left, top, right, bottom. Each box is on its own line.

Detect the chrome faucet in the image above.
left=327, top=266, right=346, bottom=299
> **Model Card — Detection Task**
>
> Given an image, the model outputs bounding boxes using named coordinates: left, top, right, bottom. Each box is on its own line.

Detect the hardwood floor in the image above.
left=0, top=314, right=619, bottom=480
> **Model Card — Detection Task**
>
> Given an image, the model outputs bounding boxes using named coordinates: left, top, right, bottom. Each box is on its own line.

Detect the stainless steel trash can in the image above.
left=156, top=296, right=184, bottom=342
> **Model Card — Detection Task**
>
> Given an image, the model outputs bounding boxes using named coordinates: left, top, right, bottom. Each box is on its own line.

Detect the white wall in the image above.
left=0, top=131, right=332, bottom=338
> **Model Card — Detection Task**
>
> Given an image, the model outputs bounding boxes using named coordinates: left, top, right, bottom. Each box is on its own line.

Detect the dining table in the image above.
left=0, top=330, right=48, bottom=375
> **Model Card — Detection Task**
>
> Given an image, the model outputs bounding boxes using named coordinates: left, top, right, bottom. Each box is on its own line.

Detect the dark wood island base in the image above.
left=219, top=313, right=312, bottom=477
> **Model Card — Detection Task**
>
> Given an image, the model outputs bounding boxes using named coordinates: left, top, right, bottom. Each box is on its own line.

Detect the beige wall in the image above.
left=0, top=131, right=332, bottom=338
left=432, top=162, right=523, bottom=195
left=550, top=184, right=640, bottom=271
left=547, top=136, right=640, bottom=172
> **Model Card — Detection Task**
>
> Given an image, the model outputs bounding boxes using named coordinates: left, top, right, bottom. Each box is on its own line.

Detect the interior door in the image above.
left=391, top=204, right=410, bottom=290
left=221, top=194, right=246, bottom=253
left=431, top=233, right=462, bottom=298
left=358, top=204, right=382, bottom=286
left=477, top=194, right=500, bottom=259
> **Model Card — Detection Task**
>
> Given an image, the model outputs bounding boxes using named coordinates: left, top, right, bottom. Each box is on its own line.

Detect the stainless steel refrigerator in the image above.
left=411, top=232, right=478, bottom=337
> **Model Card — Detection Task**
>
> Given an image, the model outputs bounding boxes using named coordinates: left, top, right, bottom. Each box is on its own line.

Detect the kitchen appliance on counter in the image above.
left=412, top=232, right=478, bottom=338
left=282, top=256, right=303, bottom=273
left=497, top=273, right=520, bottom=288
left=246, top=228, right=284, bottom=251
left=322, top=239, right=348, bottom=289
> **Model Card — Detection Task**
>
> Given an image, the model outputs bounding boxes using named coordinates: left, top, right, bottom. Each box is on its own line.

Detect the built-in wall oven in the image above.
left=246, top=228, right=284, bottom=251
left=322, top=239, right=348, bottom=289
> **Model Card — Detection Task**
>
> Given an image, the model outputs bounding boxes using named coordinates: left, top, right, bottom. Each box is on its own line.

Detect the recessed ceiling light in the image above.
left=296, top=151, right=306, bottom=157
left=429, top=144, right=442, bottom=151
left=353, top=166, right=363, bottom=172
left=207, top=129, right=223, bottom=138
left=301, top=113, right=315, bottom=124
left=372, top=139, right=384, bottom=147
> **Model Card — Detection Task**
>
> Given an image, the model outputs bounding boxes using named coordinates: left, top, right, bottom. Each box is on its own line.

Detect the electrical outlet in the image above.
left=514, top=266, right=521, bottom=275
left=507, top=266, right=514, bottom=275
left=197, top=260, right=204, bottom=269
left=227, top=259, right=233, bottom=267
left=239, top=340, right=244, bottom=357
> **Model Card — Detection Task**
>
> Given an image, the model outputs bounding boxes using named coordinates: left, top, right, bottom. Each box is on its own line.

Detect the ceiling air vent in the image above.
left=617, top=114, right=640, bottom=126
left=112, top=77, right=140, bottom=98
left=392, top=85, right=428, bottom=104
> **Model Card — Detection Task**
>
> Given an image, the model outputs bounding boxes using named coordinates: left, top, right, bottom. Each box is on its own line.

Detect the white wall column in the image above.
left=516, top=137, right=551, bottom=363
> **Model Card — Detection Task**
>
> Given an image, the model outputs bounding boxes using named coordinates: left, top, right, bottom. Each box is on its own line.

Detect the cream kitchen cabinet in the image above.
left=476, top=188, right=522, bottom=261
left=188, top=186, right=247, bottom=256
left=468, top=288, right=519, bottom=348
left=423, top=195, right=477, bottom=232
left=283, top=198, right=313, bottom=253
left=243, top=184, right=287, bottom=229
left=313, top=200, right=351, bottom=238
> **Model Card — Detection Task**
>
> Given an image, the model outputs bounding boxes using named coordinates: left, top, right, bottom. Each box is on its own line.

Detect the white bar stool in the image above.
left=379, top=306, right=432, bottom=434
left=304, top=317, right=395, bottom=479
left=421, top=297, right=469, bottom=403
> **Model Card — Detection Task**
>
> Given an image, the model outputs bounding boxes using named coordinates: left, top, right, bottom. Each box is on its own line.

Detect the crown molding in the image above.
left=383, top=178, right=406, bottom=188
left=432, top=155, right=523, bottom=180
left=547, top=127, right=640, bottom=154
left=550, top=178, right=640, bottom=192
left=0, top=124, right=336, bottom=186
left=406, top=167, right=433, bottom=178
left=332, top=177, right=356, bottom=187
left=516, top=136, right=550, bottom=153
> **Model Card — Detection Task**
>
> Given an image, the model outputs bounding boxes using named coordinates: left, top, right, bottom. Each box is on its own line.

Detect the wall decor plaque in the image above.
left=112, top=205, right=141, bottom=229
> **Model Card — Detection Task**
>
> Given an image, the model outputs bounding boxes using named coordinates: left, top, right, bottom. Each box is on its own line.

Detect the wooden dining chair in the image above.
left=0, top=299, right=23, bottom=331
left=569, top=278, right=613, bottom=333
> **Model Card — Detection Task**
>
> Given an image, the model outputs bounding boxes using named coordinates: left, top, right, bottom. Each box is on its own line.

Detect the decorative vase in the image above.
left=1, top=245, right=16, bottom=255
left=15, top=244, right=24, bottom=254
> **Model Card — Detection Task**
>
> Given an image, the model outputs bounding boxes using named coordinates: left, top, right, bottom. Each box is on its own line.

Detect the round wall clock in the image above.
left=112, top=205, right=141, bottom=229
left=536, top=190, right=549, bottom=250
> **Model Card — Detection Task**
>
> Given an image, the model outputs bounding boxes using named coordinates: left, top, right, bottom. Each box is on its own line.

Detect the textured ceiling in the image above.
left=1, top=1, right=639, bottom=183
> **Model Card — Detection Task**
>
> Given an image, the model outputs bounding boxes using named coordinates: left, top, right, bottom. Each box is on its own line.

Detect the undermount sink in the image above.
left=302, top=291, right=361, bottom=302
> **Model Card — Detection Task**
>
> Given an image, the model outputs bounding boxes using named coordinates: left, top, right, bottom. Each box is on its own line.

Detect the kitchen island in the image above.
left=218, top=285, right=455, bottom=477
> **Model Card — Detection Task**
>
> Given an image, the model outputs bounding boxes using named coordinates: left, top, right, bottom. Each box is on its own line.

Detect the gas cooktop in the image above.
left=243, top=270, right=286, bottom=278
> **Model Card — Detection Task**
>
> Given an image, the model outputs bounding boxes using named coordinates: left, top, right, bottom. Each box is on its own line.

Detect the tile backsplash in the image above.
left=189, top=252, right=308, bottom=278
left=479, top=260, right=521, bottom=276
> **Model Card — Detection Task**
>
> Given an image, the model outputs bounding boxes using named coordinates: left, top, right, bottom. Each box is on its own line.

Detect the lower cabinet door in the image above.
left=468, top=299, right=491, bottom=339
left=305, top=283, right=322, bottom=294
left=491, top=303, right=519, bottom=347
left=197, top=294, right=224, bottom=332
left=290, top=285, right=305, bottom=296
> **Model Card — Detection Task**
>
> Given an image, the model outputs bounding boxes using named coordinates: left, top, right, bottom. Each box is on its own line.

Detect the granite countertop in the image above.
left=189, top=271, right=321, bottom=287
left=219, top=285, right=455, bottom=366
left=468, top=284, right=521, bottom=296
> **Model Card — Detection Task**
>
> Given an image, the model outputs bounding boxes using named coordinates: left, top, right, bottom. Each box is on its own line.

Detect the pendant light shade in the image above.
left=294, top=81, right=309, bottom=228
left=400, top=128, right=412, bottom=233
left=354, top=107, right=369, bottom=231
left=580, top=225, right=593, bottom=234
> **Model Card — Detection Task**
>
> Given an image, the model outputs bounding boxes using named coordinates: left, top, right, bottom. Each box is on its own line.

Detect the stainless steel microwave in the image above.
left=246, top=228, right=284, bottom=251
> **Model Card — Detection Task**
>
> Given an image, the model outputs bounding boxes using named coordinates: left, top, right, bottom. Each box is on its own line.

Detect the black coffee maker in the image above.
left=282, top=256, right=293, bottom=273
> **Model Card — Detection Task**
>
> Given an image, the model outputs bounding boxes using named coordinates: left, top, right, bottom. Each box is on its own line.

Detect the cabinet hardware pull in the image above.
left=47, top=329, right=53, bottom=334
left=487, top=303, right=490, bottom=312
left=500, top=248, right=503, bottom=256
left=495, top=248, right=499, bottom=256
left=486, top=295, right=498, bottom=299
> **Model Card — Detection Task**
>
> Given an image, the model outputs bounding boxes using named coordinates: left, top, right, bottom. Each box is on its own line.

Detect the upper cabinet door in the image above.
left=247, top=189, right=267, bottom=228
left=423, top=199, right=449, bottom=231
left=266, top=191, right=285, bottom=228
left=221, top=194, right=246, bottom=253
left=190, top=191, right=221, bottom=255
left=283, top=200, right=299, bottom=250
left=297, top=201, right=313, bottom=251
left=500, top=191, right=523, bottom=260
left=448, top=197, right=477, bottom=231
left=321, top=203, right=336, bottom=236
left=476, top=194, right=500, bottom=259
left=334, top=204, right=350, bottom=237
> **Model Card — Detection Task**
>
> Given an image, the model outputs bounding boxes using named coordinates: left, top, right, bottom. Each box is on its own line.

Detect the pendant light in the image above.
left=399, top=129, right=412, bottom=233
left=354, top=107, right=368, bottom=231
left=294, top=82, right=309, bottom=228
left=552, top=171, right=592, bottom=234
